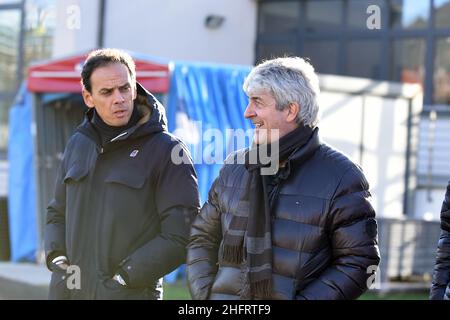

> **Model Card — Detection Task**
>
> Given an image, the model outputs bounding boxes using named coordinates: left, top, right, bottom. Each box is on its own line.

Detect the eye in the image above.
left=120, top=85, right=131, bottom=92
left=251, top=98, right=260, bottom=105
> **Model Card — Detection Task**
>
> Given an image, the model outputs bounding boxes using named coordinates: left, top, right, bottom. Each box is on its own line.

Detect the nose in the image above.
left=113, top=89, right=125, bottom=104
left=244, top=102, right=255, bottom=119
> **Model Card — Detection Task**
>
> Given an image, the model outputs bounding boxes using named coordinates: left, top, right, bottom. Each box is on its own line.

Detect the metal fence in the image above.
left=378, top=217, right=441, bottom=280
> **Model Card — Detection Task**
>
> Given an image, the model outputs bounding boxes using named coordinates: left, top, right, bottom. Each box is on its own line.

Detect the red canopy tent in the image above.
left=27, top=51, right=170, bottom=93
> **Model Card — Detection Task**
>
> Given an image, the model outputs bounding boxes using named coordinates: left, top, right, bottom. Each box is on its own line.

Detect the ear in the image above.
left=286, top=102, right=300, bottom=123
left=82, top=88, right=95, bottom=109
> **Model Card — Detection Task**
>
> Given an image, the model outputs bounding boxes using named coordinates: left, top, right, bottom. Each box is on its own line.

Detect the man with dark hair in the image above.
left=187, top=57, right=380, bottom=300
left=45, top=48, right=200, bottom=299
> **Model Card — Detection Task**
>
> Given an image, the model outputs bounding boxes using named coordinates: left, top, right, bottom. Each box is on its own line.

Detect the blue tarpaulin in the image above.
left=167, top=62, right=251, bottom=203
left=164, top=62, right=251, bottom=283
left=7, top=82, right=37, bottom=262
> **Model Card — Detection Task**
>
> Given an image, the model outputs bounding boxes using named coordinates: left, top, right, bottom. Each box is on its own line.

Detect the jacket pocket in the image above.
left=102, top=170, right=149, bottom=230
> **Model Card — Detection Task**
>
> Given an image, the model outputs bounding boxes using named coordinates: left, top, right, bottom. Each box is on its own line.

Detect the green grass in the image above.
left=163, top=280, right=430, bottom=300
left=359, top=292, right=429, bottom=300
left=163, top=280, right=192, bottom=300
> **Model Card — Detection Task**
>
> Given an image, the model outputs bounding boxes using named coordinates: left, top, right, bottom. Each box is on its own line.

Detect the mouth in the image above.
left=252, top=121, right=264, bottom=129
left=113, top=109, right=128, bottom=118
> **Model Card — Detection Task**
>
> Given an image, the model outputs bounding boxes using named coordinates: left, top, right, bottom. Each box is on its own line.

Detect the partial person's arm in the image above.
left=116, top=141, right=200, bottom=288
left=186, top=176, right=223, bottom=300
left=296, top=166, right=380, bottom=300
left=45, top=160, right=68, bottom=271
left=430, top=182, right=450, bottom=300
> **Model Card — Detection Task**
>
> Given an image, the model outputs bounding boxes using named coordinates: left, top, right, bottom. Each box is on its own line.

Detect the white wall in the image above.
left=53, top=0, right=100, bottom=57
left=103, top=0, right=257, bottom=64
left=52, top=0, right=257, bottom=65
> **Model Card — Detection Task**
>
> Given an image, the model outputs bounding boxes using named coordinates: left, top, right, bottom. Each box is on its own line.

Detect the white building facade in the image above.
left=53, top=0, right=258, bottom=65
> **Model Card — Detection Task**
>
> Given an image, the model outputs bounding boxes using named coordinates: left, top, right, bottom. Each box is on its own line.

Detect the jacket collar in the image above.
left=288, top=127, right=321, bottom=165
left=277, top=127, right=321, bottom=181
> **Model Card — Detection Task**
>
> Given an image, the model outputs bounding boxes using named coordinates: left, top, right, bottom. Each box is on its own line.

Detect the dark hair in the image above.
left=81, top=48, right=136, bottom=93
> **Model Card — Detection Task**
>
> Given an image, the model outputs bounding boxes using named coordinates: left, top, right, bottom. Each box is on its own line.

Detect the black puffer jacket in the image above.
left=45, top=83, right=200, bottom=299
left=187, top=129, right=380, bottom=300
left=430, top=182, right=450, bottom=300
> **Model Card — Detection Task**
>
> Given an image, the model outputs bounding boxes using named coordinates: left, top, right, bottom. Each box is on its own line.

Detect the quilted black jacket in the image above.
left=430, top=181, right=450, bottom=300
left=187, top=129, right=380, bottom=300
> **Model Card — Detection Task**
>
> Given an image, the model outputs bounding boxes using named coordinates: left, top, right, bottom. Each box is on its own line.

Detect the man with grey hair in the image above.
left=187, top=57, right=380, bottom=300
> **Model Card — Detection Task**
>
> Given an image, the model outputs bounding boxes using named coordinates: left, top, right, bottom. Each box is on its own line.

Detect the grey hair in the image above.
left=243, top=57, right=320, bottom=127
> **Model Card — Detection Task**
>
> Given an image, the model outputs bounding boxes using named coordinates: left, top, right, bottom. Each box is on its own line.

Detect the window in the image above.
left=391, top=38, right=426, bottom=86
left=346, top=40, right=382, bottom=79
left=434, top=38, right=450, bottom=104
left=257, top=0, right=450, bottom=109
left=23, top=0, right=56, bottom=77
left=434, top=0, right=450, bottom=28
left=0, top=0, right=56, bottom=152
left=258, top=1, right=300, bottom=34
left=305, top=0, right=342, bottom=32
left=0, top=9, right=20, bottom=151
left=0, top=10, right=20, bottom=92
left=390, top=0, right=429, bottom=29
left=257, top=40, right=298, bottom=63
left=303, top=40, right=339, bottom=74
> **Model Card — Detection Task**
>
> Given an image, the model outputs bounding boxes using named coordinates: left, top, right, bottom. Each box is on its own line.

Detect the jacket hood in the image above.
left=77, top=82, right=167, bottom=145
